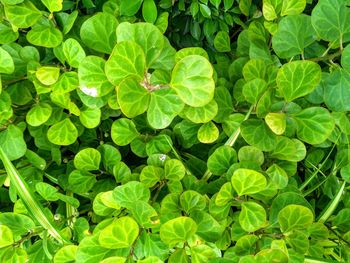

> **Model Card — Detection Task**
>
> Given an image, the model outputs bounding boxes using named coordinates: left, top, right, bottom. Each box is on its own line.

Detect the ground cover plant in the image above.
left=1, top=0, right=350, bottom=262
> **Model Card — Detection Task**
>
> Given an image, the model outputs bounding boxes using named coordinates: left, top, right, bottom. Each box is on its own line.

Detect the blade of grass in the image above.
left=0, top=147, right=70, bottom=244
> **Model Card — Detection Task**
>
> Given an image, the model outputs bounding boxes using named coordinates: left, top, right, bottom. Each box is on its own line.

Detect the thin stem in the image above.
left=308, top=50, right=342, bottom=62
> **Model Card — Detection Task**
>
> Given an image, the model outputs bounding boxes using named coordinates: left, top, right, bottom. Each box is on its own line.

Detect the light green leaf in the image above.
left=99, top=217, right=139, bottom=249
left=80, top=12, right=118, bottom=54
left=175, top=47, right=209, bottom=63
left=74, top=148, right=101, bottom=171
left=68, top=170, right=96, bottom=194
left=62, top=38, right=86, bottom=68
left=270, top=137, right=306, bottom=162
left=4, top=0, right=42, bottom=28
left=111, top=118, right=139, bottom=146
left=239, top=202, right=267, bottom=232
left=53, top=245, right=78, bottom=263
left=197, top=121, right=219, bottom=144
left=266, top=164, right=289, bottom=190
left=41, top=0, right=62, bottom=12
left=0, top=225, right=13, bottom=248
left=164, top=159, right=186, bottom=181
left=35, top=66, right=60, bottom=86
left=242, top=78, right=267, bottom=105
left=0, top=47, right=15, bottom=74
left=278, top=204, right=314, bottom=233
left=117, top=22, right=176, bottom=71
left=216, top=182, right=234, bottom=206
left=311, top=0, right=350, bottom=43
left=262, top=0, right=281, bottom=21
left=231, top=168, right=267, bottom=196
left=140, top=166, right=164, bottom=188
left=78, top=56, right=114, bottom=97
left=117, top=77, right=150, bottom=118
left=142, top=0, right=157, bottom=23
left=183, top=100, right=218, bottom=124
left=105, top=41, right=146, bottom=86
left=180, top=190, right=206, bottom=214
left=281, top=0, right=306, bottom=16
left=148, top=88, right=184, bottom=129
left=53, top=72, right=78, bottom=94
left=292, top=107, right=335, bottom=144
left=160, top=217, right=197, bottom=247
left=171, top=55, right=215, bottom=107
left=0, top=124, right=27, bottom=161
left=47, top=118, right=78, bottom=146
left=27, top=18, right=63, bottom=48
left=27, top=103, right=51, bottom=127
left=0, top=213, right=35, bottom=237
left=0, top=23, right=19, bottom=44
left=276, top=60, right=321, bottom=102
left=272, top=14, right=317, bottom=58
left=113, top=181, right=150, bottom=208
left=79, top=107, right=101, bottom=129
left=214, top=31, right=231, bottom=52
left=265, top=112, right=286, bottom=135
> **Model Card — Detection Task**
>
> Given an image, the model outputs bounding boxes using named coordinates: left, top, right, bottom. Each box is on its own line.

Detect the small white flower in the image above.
left=80, top=86, right=98, bottom=97
left=159, top=154, right=166, bottom=162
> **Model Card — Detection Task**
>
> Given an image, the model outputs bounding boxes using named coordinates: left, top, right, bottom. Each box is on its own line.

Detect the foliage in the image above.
left=0, top=0, right=350, bottom=262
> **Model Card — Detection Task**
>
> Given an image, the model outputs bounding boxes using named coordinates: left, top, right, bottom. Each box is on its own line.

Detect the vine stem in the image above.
left=308, top=49, right=342, bottom=62
left=201, top=105, right=254, bottom=183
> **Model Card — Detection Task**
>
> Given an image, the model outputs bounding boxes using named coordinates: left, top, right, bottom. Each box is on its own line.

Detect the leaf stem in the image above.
left=201, top=105, right=254, bottom=182
left=308, top=50, right=342, bottom=62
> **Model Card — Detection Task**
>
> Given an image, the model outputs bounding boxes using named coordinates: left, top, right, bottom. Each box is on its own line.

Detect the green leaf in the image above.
left=68, top=170, right=96, bottom=194
left=78, top=56, right=114, bottom=98
left=79, top=107, right=101, bottom=129
left=0, top=225, right=13, bottom=248
left=242, top=59, right=267, bottom=81
left=270, top=137, right=306, bottom=162
left=231, top=168, right=267, bottom=196
left=292, top=107, right=335, bottom=144
left=216, top=182, right=234, bottom=206
left=197, top=121, right=219, bottom=144
left=25, top=149, right=46, bottom=170
left=111, top=118, right=139, bottom=146
left=0, top=213, right=35, bottom=237
left=0, top=47, right=15, bottom=74
left=0, top=23, right=19, bottom=44
left=53, top=72, right=78, bottom=94
left=120, top=0, right=142, bottom=16
left=62, top=38, right=86, bottom=68
left=262, top=0, right=281, bottom=21
left=74, top=148, right=101, bottom=171
left=36, top=182, right=59, bottom=201
left=140, top=166, right=164, bottom=188
left=142, top=0, right=157, bottom=23
left=191, top=211, right=224, bottom=242
left=27, top=18, right=63, bottom=48
left=311, top=0, right=350, bottom=43
left=105, top=41, right=146, bottom=86
left=214, top=31, right=231, bottom=52
left=116, top=22, right=176, bottom=71
left=180, top=190, right=206, bottom=214
left=35, top=66, right=60, bottom=86
left=278, top=204, right=314, bottom=233
left=148, top=88, right=184, bottom=129
left=281, top=0, right=306, bottom=16
left=276, top=60, right=322, bottom=102
left=117, top=77, right=150, bottom=118
left=53, top=245, right=78, bottom=263
left=129, top=201, right=159, bottom=228
left=207, top=145, right=237, bottom=175
left=160, top=217, right=197, bottom=247
left=113, top=181, right=150, bottom=208
left=239, top=201, right=267, bottom=232
left=41, top=0, right=62, bottom=12
left=324, top=69, right=350, bottom=112
left=0, top=124, right=27, bottom=160
left=175, top=47, right=209, bottom=63
left=99, top=217, right=139, bottom=249
left=171, top=55, right=215, bottom=107
left=47, top=118, right=78, bottom=146
left=26, top=103, right=52, bottom=126
left=80, top=12, right=118, bottom=54
left=4, top=0, right=42, bottom=28
left=272, top=14, right=317, bottom=58
left=242, top=78, right=267, bottom=105
left=164, top=159, right=186, bottom=181
left=183, top=100, right=218, bottom=124
left=341, top=44, right=350, bottom=72
left=199, top=3, right=211, bottom=18
left=241, top=119, right=278, bottom=152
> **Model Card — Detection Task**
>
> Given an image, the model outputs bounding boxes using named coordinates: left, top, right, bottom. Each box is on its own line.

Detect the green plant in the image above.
left=1, top=0, right=350, bottom=262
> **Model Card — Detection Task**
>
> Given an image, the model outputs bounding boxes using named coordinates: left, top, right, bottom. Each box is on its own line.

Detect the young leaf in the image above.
left=278, top=204, right=314, bottom=233
left=74, top=148, right=101, bottom=171
left=171, top=55, right=215, bottom=107
left=239, top=201, right=267, bottom=232
left=47, top=118, right=78, bottom=146
left=160, top=217, right=197, bottom=247
left=0, top=47, right=15, bottom=74
left=231, top=168, right=267, bottom=196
